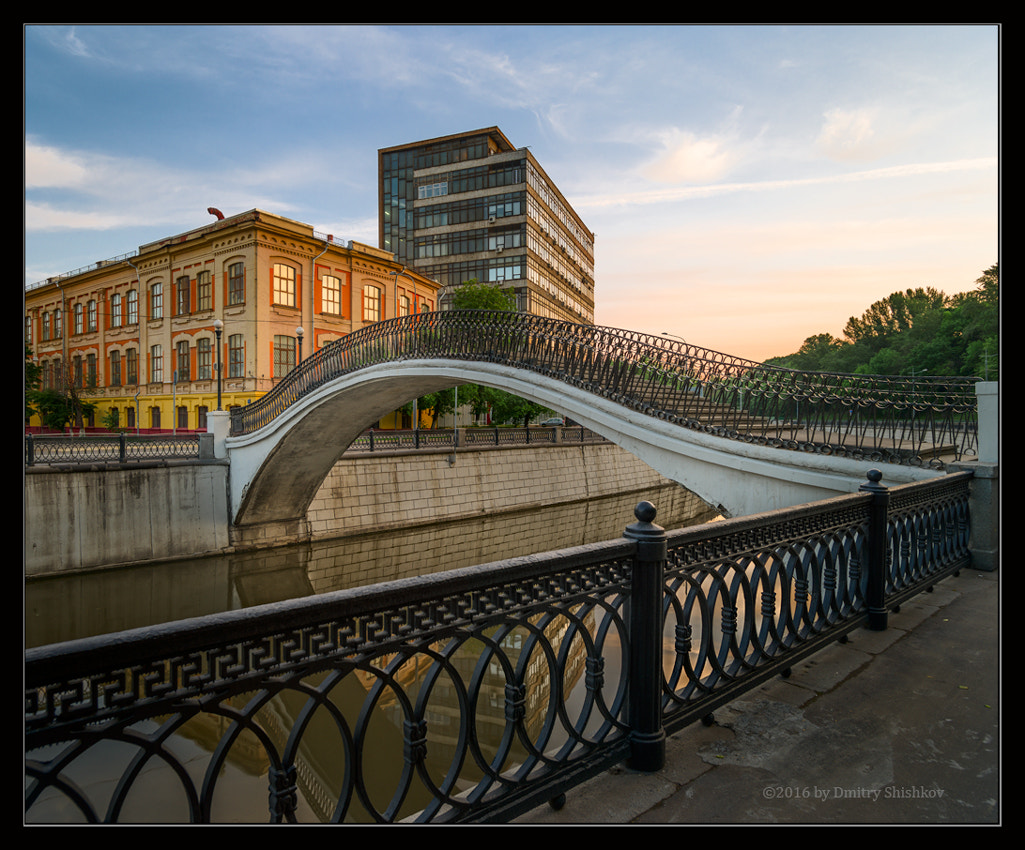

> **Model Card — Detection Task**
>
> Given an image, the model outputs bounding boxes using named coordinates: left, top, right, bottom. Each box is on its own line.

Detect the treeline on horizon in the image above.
left=764, top=263, right=998, bottom=382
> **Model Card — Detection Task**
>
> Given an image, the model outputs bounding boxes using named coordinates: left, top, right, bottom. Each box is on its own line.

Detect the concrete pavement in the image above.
left=515, top=566, right=1000, bottom=825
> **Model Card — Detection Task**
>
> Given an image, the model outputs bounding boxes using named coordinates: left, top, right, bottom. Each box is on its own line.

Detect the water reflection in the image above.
left=25, top=484, right=717, bottom=649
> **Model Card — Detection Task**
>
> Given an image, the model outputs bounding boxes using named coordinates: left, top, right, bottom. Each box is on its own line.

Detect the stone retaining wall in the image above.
left=307, top=442, right=711, bottom=539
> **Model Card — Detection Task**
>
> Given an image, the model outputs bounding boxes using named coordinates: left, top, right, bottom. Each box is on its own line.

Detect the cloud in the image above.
left=575, top=157, right=996, bottom=210
left=643, top=129, right=739, bottom=185
left=25, top=141, right=91, bottom=189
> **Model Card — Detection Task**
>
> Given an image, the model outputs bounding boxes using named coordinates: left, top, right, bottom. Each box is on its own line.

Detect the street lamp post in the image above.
left=295, top=326, right=304, bottom=367
left=213, top=319, right=223, bottom=410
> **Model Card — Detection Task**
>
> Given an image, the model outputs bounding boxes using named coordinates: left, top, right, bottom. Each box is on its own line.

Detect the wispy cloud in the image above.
left=576, top=157, right=997, bottom=210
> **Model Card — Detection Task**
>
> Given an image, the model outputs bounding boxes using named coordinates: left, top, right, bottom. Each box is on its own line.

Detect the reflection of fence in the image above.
left=25, top=469, right=972, bottom=824
left=24, top=433, right=206, bottom=466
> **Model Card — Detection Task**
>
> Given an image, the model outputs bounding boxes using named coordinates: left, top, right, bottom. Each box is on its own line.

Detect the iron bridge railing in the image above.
left=229, top=311, right=980, bottom=467
left=25, top=469, right=972, bottom=823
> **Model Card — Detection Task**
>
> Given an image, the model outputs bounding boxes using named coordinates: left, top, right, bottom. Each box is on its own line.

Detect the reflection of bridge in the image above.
left=215, top=311, right=986, bottom=541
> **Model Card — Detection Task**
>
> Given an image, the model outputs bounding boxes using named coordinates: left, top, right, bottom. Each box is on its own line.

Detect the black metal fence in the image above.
left=347, top=425, right=608, bottom=453
left=25, top=469, right=972, bottom=824
left=229, top=311, right=980, bottom=467
left=24, top=433, right=206, bottom=466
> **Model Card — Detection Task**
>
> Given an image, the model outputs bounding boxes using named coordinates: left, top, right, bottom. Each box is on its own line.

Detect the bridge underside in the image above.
left=225, top=359, right=942, bottom=542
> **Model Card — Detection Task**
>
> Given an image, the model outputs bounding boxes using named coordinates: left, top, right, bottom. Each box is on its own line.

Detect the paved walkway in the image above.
left=515, top=566, right=1000, bottom=825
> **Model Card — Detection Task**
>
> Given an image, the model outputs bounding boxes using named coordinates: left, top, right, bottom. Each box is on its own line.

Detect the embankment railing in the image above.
left=24, top=469, right=972, bottom=823
left=23, top=426, right=605, bottom=467
left=24, top=432, right=207, bottom=466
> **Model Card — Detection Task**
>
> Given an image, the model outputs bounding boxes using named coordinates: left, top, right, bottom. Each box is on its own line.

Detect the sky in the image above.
left=24, top=24, right=999, bottom=362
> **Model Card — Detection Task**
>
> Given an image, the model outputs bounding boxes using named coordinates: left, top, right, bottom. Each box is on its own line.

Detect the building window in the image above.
left=86, top=353, right=97, bottom=386
left=110, top=350, right=121, bottom=386
left=108, top=407, right=120, bottom=427
left=177, top=406, right=189, bottom=429
left=127, top=290, right=138, bottom=325
left=228, top=262, right=245, bottom=305
left=322, top=274, right=341, bottom=315
left=273, top=263, right=296, bottom=307
left=111, top=293, right=122, bottom=328
left=273, top=335, right=296, bottom=378
left=176, top=340, right=190, bottom=381
left=151, top=283, right=163, bottom=319
left=74, top=303, right=84, bottom=335
left=176, top=276, right=191, bottom=316
left=197, top=337, right=212, bottom=380
left=362, top=284, right=381, bottom=322
left=53, top=308, right=62, bottom=339
left=228, top=334, right=244, bottom=378
left=418, top=181, right=449, bottom=199
left=197, top=270, right=212, bottom=312
left=27, top=315, right=33, bottom=344
left=150, top=345, right=163, bottom=383
left=151, top=406, right=161, bottom=429
left=87, top=300, right=97, bottom=332
left=72, top=355, right=83, bottom=388
left=398, top=294, right=411, bottom=316
left=41, top=312, right=50, bottom=341
left=126, top=348, right=138, bottom=385
left=126, top=405, right=135, bottom=429
left=197, top=405, right=208, bottom=430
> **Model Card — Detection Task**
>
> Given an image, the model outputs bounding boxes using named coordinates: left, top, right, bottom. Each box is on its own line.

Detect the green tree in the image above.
left=30, top=388, right=97, bottom=432
left=450, top=278, right=516, bottom=311
left=25, top=345, right=41, bottom=422
left=842, top=287, right=946, bottom=352
left=415, top=279, right=552, bottom=427
left=768, top=265, right=997, bottom=379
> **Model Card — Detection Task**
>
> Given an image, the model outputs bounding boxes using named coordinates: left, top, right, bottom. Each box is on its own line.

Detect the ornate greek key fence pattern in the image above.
left=229, top=311, right=979, bottom=467
left=25, top=470, right=972, bottom=823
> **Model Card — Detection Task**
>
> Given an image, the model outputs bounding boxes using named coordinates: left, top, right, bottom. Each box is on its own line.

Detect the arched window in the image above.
left=273, top=263, right=296, bottom=307
left=150, top=282, right=163, bottom=319
left=362, top=284, right=382, bottom=322
left=321, top=274, right=341, bottom=315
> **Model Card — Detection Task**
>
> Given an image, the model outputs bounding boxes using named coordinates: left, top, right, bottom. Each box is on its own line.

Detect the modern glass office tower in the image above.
left=379, top=127, right=595, bottom=324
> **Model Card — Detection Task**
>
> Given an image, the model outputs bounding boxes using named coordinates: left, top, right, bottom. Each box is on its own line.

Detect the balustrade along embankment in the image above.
left=26, top=468, right=973, bottom=823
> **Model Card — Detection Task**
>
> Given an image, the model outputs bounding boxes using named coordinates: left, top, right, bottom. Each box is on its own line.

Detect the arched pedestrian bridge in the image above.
left=223, top=311, right=980, bottom=539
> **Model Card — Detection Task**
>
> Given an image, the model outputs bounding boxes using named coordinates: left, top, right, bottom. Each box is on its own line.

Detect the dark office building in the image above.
left=378, top=127, right=595, bottom=324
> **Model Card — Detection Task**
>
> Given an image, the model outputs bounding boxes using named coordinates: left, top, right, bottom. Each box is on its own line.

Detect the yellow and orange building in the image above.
left=25, top=209, right=439, bottom=432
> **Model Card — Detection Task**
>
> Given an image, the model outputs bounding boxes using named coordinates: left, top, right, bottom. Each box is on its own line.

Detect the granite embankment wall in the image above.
left=25, top=442, right=715, bottom=577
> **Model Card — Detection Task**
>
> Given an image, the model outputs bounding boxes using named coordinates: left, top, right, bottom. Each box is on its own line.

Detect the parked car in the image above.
left=540, top=417, right=565, bottom=427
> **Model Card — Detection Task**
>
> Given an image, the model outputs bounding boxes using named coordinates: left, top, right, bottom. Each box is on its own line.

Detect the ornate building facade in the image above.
left=25, top=209, right=438, bottom=431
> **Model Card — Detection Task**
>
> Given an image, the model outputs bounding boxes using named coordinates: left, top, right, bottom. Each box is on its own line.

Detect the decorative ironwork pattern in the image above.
left=25, top=433, right=203, bottom=466
left=229, top=311, right=979, bottom=467
left=25, top=472, right=972, bottom=823
left=344, top=426, right=609, bottom=453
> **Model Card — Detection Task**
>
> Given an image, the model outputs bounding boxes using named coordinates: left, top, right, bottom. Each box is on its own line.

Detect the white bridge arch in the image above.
left=220, top=311, right=977, bottom=538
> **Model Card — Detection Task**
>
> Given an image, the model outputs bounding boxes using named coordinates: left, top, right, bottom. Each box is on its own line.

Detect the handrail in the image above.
left=230, top=311, right=980, bottom=467
left=24, top=470, right=973, bottom=823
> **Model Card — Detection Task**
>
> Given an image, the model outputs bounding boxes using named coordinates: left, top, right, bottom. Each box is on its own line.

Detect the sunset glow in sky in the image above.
left=25, top=24, right=999, bottom=362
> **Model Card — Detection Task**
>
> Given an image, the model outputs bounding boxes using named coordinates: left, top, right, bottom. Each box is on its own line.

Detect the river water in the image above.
left=26, top=481, right=722, bottom=823
left=25, top=482, right=718, bottom=649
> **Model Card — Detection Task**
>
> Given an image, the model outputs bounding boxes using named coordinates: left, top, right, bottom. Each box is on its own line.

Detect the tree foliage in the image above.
left=25, top=345, right=98, bottom=430
left=414, top=280, right=552, bottom=427
left=450, top=278, right=517, bottom=311
left=767, top=264, right=999, bottom=380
